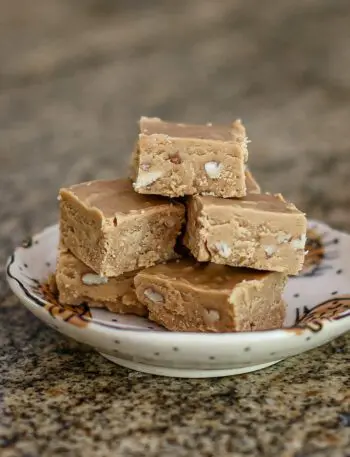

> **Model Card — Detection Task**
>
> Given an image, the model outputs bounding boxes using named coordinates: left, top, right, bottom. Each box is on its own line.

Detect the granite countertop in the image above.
left=0, top=1, right=349, bottom=456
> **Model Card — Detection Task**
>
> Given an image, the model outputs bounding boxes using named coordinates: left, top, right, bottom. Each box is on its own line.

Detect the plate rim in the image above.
left=6, top=222, right=350, bottom=343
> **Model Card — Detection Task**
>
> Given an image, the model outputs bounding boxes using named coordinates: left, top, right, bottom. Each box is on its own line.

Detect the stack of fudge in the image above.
left=55, top=117, right=307, bottom=332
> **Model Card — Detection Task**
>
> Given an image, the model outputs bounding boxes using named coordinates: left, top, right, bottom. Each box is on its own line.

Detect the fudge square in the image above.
left=134, top=259, right=287, bottom=332
left=59, top=179, right=185, bottom=277
left=56, top=245, right=147, bottom=316
left=184, top=193, right=307, bottom=275
left=131, top=116, right=249, bottom=198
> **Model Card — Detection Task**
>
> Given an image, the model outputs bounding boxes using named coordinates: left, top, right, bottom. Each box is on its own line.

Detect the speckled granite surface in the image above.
left=0, top=1, right=349, bottom=456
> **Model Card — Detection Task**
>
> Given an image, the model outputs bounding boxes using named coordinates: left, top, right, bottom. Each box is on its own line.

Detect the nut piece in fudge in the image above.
left=134, top=259, right=287, bottom=332
left=56, top=245, right=147, bottom=316
left=184, top=193, right=307, bottom=275
left=131, top=116, right=249, bottom=198
left=59, top=179, right=185, bottom=277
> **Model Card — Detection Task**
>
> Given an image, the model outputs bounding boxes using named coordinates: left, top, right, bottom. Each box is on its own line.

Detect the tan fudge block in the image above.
left=60, top=179, right=185, bottom=277
left=131, top=117, right=249, bottom=198
left=56, top=246, right=147, bottom=316
left=134, top=259, right=287, bottom=332
left=184, top=193, right=307, bottom=275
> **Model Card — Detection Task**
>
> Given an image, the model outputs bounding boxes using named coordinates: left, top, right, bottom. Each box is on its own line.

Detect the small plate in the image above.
left=6, top=221, right=350, bottom=378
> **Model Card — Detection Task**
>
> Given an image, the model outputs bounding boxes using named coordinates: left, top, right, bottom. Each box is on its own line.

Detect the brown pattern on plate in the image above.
left=291, top=296, right=350, bottom=333
left=34, top=276, right=91, bottom=328
left=301, top=228, right=325, bottom=276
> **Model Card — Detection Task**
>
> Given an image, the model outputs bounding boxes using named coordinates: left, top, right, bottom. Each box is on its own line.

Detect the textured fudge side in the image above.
left=184, top=193, right=307, bottom=275
left=60, top=179, right=185, bottom=277
left=132, top=116, right=249, bottom=198
left=56, top=246, right=147, bottom=316
left=134, top=260, right=287, bottom=332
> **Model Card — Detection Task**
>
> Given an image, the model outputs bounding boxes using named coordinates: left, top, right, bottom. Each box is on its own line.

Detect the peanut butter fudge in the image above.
left=56, top=246, right=147, bottom=316
left=134, top=259, right=287, bottom=332
left=131, top=117, right=249, bottom=198
left=184, top=193, right=307, bottom=275
left=60, top=179, right=185, bottom=277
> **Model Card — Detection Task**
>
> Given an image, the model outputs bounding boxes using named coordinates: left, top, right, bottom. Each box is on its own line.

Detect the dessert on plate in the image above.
left=53, top=117, right=307, bottom=333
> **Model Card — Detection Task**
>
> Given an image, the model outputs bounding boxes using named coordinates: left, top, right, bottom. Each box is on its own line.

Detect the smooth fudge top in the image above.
left=138, top=258, right=269, bottom=291
left=60, top=179, right=177, bottom=218
left=139, top=116, right=246, bottom=143
left=196, top=192, right=302, bottom=215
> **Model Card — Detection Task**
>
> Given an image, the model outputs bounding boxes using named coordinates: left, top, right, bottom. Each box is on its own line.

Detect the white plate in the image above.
left=6, top=221, right=350, bottom=378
